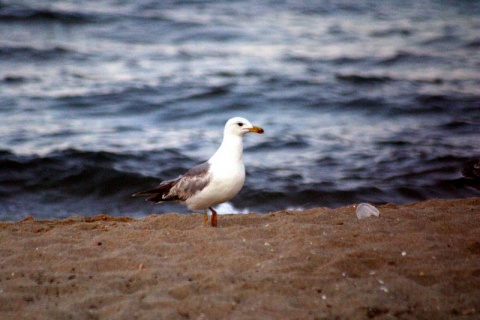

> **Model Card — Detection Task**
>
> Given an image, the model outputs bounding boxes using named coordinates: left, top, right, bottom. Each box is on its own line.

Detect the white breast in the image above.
left=185, top=158, right=245, bottom=210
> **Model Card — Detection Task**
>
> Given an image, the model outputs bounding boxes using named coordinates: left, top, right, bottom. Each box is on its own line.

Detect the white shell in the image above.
left=356, top=203, right=380, bottom=220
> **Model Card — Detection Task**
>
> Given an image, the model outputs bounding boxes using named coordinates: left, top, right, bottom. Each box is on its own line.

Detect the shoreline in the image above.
left=1, top=197, right=479, bottom=319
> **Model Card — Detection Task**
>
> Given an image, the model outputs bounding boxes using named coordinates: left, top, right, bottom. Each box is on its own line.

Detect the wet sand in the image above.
left=0, top=198, right=479, bottom=319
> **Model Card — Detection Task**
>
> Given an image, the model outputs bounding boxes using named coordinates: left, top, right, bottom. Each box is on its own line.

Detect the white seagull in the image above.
left=132, top=117, right=264, bottom=227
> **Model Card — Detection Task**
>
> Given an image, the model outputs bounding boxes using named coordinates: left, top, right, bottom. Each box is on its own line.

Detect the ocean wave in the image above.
left=284, top=54, right=368, bottom=66
left=335, top=74, right=394, bottom=84
left=385, top=93, right=480, bottom=116
left=370, top=27, right=412, bottom=38
left=465, top=39, right=480, bottom=48
left=246, top=134, right=310, bottom=152
left=0, top=4, right=94, bottom=24
left=378, top=50, right=442, bottom=66
left=0, top=75, right=39, bottom=84
left=0, top=45, right=78, bottom=61
left=416, top=93, right=480, bottom=112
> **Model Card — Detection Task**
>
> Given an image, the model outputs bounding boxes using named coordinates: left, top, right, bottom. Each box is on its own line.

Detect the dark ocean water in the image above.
left=1, top=0, right=479, bottom=221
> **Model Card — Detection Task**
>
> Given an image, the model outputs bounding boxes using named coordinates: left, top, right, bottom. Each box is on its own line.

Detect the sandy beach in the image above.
left=0, top=197, right=479, bottom=319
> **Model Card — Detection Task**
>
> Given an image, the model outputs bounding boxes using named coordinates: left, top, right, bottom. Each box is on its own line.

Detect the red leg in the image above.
left=209, top=207, right=217, bottom=227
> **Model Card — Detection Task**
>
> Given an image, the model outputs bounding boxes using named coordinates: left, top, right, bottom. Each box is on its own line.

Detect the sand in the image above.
left=0, top=198, right=479, bottom=319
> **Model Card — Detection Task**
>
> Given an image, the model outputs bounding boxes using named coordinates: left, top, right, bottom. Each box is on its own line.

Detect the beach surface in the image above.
left=1, top=198, right=479, bottom=319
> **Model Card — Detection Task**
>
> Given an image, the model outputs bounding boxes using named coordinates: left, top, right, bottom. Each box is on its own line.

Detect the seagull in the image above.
left=132, top=117, right=264, bottom=227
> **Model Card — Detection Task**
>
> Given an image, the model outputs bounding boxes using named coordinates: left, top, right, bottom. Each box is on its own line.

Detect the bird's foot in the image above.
left=209, top=207, right=217, bottom=227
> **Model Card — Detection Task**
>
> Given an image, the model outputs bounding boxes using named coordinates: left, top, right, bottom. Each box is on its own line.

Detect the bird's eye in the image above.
left=237, top=122, right=243, bottom=127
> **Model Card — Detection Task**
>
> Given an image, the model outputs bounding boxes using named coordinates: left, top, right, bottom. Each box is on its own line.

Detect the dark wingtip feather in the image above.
left=132, top=191, right=152, bottom=197
left=132, top=180, right=177, bottom=201
left=146, top=194, right=165, bottom=203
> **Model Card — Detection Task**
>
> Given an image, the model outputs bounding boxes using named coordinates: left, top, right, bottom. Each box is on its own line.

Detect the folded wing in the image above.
left=132, top=162, right=212, bottom=203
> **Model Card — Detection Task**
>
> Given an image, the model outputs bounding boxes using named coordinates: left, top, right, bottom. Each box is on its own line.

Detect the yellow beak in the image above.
left=249, top=126, right=264, bottom=134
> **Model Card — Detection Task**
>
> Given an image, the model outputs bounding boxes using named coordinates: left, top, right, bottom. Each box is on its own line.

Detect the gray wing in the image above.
left=168, top=162, right=212, bottom=201
left=133, top=162, right=211, bottom=203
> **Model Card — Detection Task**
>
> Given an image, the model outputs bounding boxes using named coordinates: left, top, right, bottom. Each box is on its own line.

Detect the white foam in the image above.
left=215, top=202, right=249, bottom=214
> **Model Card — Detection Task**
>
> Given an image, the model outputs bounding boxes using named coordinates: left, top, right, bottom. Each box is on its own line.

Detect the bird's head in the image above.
left=224, top=117, right=264, bottom=137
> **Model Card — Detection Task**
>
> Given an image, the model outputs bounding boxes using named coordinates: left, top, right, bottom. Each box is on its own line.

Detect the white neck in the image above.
left=209, top=133, right=244, bottom=164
